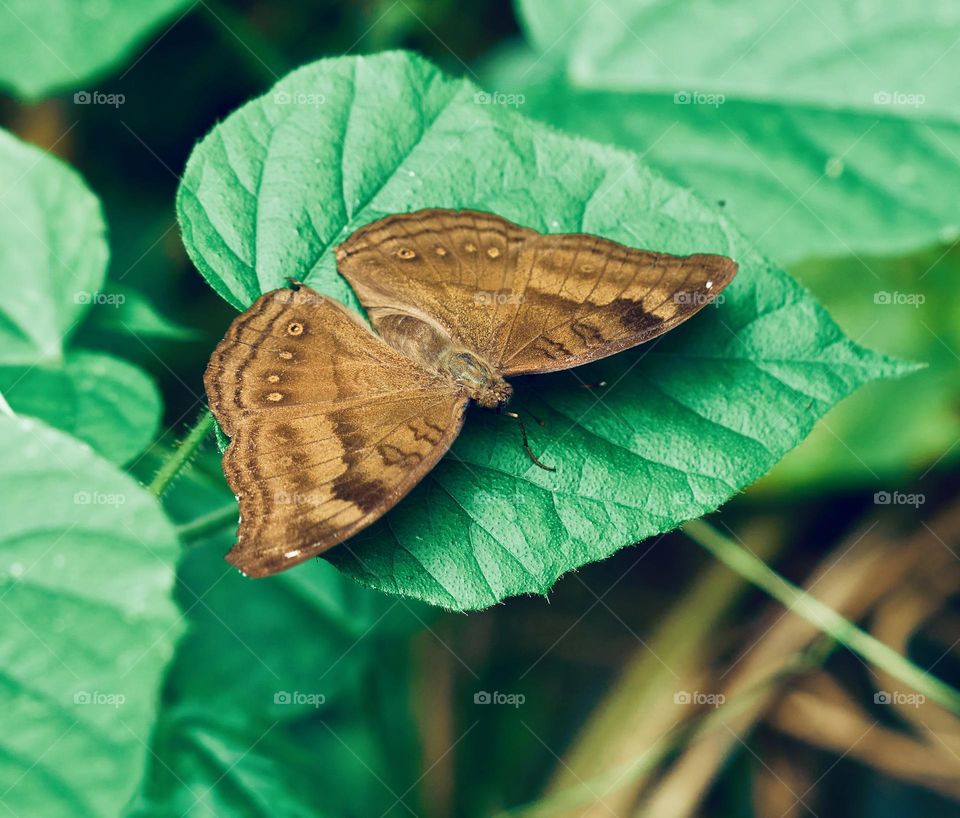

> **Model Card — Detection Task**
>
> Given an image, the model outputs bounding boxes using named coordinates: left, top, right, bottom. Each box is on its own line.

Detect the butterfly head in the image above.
left=473, top=378, right=513, bottom=409
left=443, top=349, right=512, bottom=409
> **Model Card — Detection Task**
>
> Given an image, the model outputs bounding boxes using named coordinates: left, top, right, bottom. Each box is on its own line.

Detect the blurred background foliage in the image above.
left=0, top=1, right=957, bottom=817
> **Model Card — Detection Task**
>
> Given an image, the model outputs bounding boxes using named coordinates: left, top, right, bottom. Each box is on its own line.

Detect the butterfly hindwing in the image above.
left=334, top=209, right=534, bottom=362
left=204, top=287, right=467, bottom=577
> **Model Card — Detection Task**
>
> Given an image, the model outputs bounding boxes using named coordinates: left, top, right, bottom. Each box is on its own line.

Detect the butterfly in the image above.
left=204, top=209, right=737, bottom=577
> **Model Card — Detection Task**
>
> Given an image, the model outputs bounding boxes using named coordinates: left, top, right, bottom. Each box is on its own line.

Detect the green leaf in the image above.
left=519, top=0, right=960, bottom=112
left=131, top=710, right=422, bottom=818
left=85, top=284, right=201, bottom=342
left=151, top=448, right=427, bottom=715
left=0, top=128, right=162, bottom=464
left=0, top=351, right=162, bottom=465
left=501, top=0, right=960, bottom=264
left=0, top=0, right=195, bottom=99
left=758, top=246, right=960, bottom=489
left=0, top=129, right=107, bottom=365
left=178, top=51, right=910, bottom=610
left=0, top=413, right=182, bottom=818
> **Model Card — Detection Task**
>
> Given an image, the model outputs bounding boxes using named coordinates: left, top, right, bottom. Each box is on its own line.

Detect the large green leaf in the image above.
left=0, top=0, right=194, bottom=99
left=0, top=414, right=182, bottom=817
left=177, top=51, right=909, bottom=610
left=0, top=352, right=161, bottom=465
left=0, top=129, right=106, bottom=364
left=519, top=0, right=960, bottom=112
left=503, top=0, right=960, bottom=264
left=0, top=129, right=162, bottom=464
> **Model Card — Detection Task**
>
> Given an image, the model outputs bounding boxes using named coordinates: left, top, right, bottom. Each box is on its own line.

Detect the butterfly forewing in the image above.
left=204, top=287, right=467, bottom=577
left=497, top=239, right=737, bottom=375
left=335, top=209, right=737, bottom=376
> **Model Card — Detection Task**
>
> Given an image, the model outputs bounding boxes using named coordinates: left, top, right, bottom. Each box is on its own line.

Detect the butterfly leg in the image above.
left=504, top=411, right=555, bottom=472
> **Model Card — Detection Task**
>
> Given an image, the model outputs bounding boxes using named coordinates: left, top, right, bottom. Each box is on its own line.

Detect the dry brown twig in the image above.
left=634, top=500, right=960, bottom=818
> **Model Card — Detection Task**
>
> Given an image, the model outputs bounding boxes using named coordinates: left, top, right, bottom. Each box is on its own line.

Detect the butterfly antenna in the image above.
left=286, top=277, right=304, bottom=290
left=505, top=411, right=555, bottom=472
left=524, top=408, right=546, bottom=427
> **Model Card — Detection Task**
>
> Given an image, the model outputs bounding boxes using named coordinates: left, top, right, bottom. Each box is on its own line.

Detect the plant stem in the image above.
left=683, top=518, right=960, bottom=715
left=148, top=410, right=215, bottom=498
left=544, top=517, right=782, bottom=812
left=176, top=501, right=237, bottom=543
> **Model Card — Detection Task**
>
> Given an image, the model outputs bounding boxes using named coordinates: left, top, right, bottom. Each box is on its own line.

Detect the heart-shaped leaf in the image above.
left=505, top=0, right=960, bottom=263
left=0, top=129, right=162, bottom=463
left=0, top=0, right=194, bottom=99
left=0, top=414, right=182, bottom=817
left=178, top=51, right=911, bottom=609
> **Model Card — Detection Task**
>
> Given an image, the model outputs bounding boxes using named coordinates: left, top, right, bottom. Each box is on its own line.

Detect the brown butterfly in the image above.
left=204, top=209, right=737, bottom=577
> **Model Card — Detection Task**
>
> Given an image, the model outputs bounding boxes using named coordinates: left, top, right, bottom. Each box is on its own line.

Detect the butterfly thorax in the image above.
left=439, top=348, right=512, bottom=409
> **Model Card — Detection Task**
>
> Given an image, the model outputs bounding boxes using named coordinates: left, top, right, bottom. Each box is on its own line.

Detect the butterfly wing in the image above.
left=335, top=209, right=535, bottom=362
left=335, top=209, right=737, bottom=376
left=204, top=286, right=467, bottom=577
left=493, top=233, right=738, bottom=376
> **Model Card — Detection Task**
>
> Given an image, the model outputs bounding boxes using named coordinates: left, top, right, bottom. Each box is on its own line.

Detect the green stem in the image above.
left=683, top=518, right=960, bottom=715
left=176, top=501, right=237, bottom=543
left=148, top=410, right=215, bottom=498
